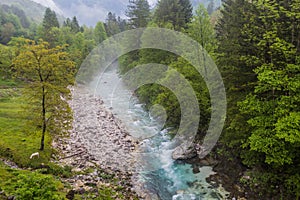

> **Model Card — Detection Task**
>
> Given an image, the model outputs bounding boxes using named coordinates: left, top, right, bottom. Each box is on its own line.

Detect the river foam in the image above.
left=92, top=63, right=230, bottom=199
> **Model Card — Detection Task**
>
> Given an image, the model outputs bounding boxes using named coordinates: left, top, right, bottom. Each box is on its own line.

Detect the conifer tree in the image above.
left=71, top=16, right=80, bottom=33
left=179, top=0, right=193, bottom=25
left=94, top=21, right=107, bottom=44
left=63, top=18, right=71, bottom=27
left=105, top=12, right=120, bottom=36
left=154, top=0, right=193, bottom=30
left=126, top=0, right=151, bottom=29
left=216, top=0, right=258, bottom=150
left=41, top=8, right=60, bottom=45
left=42, top=8, right=59, bottom=31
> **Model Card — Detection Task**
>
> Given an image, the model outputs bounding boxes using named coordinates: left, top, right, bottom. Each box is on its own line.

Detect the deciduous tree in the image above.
left=13, top=38, right=75, bottom=151
left=94, top=21, right=107, bottom=44
left=0, top=44, right=14, bottom=79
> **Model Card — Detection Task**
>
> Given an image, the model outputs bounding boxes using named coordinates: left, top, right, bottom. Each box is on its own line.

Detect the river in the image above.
left=92, top=63, right=229, bottom=200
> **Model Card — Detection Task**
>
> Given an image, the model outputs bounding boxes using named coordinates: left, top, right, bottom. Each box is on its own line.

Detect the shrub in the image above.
left=4, top=171, right=65, bottom=199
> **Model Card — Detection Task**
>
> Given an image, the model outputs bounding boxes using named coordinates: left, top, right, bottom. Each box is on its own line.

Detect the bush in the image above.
left=4, top=171, right=65, bottom=200
left=286, top=174, right=300, bottom=199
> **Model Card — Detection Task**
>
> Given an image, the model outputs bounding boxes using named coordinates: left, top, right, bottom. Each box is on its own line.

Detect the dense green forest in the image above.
left=0, top=0, right=299, bottom=199
left=119, top=0, right=300, bottom=199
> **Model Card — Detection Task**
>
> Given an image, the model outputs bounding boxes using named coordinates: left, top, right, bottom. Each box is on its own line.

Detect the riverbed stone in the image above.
left=193, top=166, right=200, bottom=174
left=51, top=86, right=139, bottom=198
left=172, top=142, right=197, bottom=160
left=53, top=86, right=136, bottom=173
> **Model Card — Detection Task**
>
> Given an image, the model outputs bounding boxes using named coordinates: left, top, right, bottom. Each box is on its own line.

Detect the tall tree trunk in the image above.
left=40, top=86, right=46, bottom=151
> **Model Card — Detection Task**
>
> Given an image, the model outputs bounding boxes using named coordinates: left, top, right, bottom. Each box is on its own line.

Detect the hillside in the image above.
left=0, top=0, right=222, bottom=26
left=0, top=0, right=64, bottom=24
left=53, top=0, right=128, bottom=26
left=30, top=0, right=63, bottom=14
left=52, top=0, right=221, bottom=26
left=0, top=0, right=46, bottom=23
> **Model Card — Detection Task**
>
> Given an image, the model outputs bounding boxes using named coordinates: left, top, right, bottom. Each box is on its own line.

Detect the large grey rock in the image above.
left=172, top=143, right=197, bottom=160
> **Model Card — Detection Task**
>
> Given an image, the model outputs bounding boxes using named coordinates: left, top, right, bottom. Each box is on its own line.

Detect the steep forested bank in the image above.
left=217, top=0, right=300, bottom=198
left=119, top=0, right=300, bottom=199
left=0, top=0, right=299, bottom=199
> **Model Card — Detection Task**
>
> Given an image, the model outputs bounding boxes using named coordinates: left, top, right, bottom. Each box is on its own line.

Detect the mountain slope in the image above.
left=0, top=0, right=64, bottom=24
left=0, top=0, right=47, bottom=23
left=30, top=0, right=63, bottom=15
left=52, top=0, right=221, bottom=26
left=1, top=0, right=222, bottom=27
left=53, top=0, right=128, bottom=26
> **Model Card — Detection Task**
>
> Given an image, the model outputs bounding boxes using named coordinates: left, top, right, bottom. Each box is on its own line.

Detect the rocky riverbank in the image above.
left=52, top=85, right=245, bottom=200
left=184, top=147, right=250, bottom=200
left=52, top=86, right=140, bottom=199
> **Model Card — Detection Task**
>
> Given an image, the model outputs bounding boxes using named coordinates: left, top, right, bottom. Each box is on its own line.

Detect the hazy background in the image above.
left=29, top=0, right=221, bottom=26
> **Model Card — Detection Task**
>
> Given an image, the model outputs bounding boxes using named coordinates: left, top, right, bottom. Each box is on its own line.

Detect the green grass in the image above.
left=74, top=185, right=126, bottom=200
left=0, top=89, right=52, bottom=168
left=0, top=161, right=66, bottom=199
left=0, top=161, right=13, bottom=182
left=0, top=88, right=69, bottom=198
left=0, top=87, right=138, bottom=199
left=0, top=77, right=19, bottom=89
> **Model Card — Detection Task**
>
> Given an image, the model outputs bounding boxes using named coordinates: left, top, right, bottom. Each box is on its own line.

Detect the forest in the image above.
left=0, top=0, right=299, bottom=199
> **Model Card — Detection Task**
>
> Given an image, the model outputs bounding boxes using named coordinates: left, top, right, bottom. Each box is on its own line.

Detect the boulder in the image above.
left=66, top=190, right=75, bottom=200
left=192, top=166, right=200, bottom=174
left=145, top=193, right=159, bottom=200
left=172, top=143, right=197, bottom=160
left=77, top=187, right=86, bottom=195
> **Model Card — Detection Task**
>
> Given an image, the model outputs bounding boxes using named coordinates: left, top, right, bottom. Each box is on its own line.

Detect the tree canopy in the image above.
left=126, top=0, right=151, bottom=28
left=12, top=38, right=75, bottom=150
left=0, top=0, right=299, bottom=198
left=154, top=0, right=193, bottom=30
left=41, top=8, right=60, bottom=45
left=217, top=0, right=300, bottom=197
